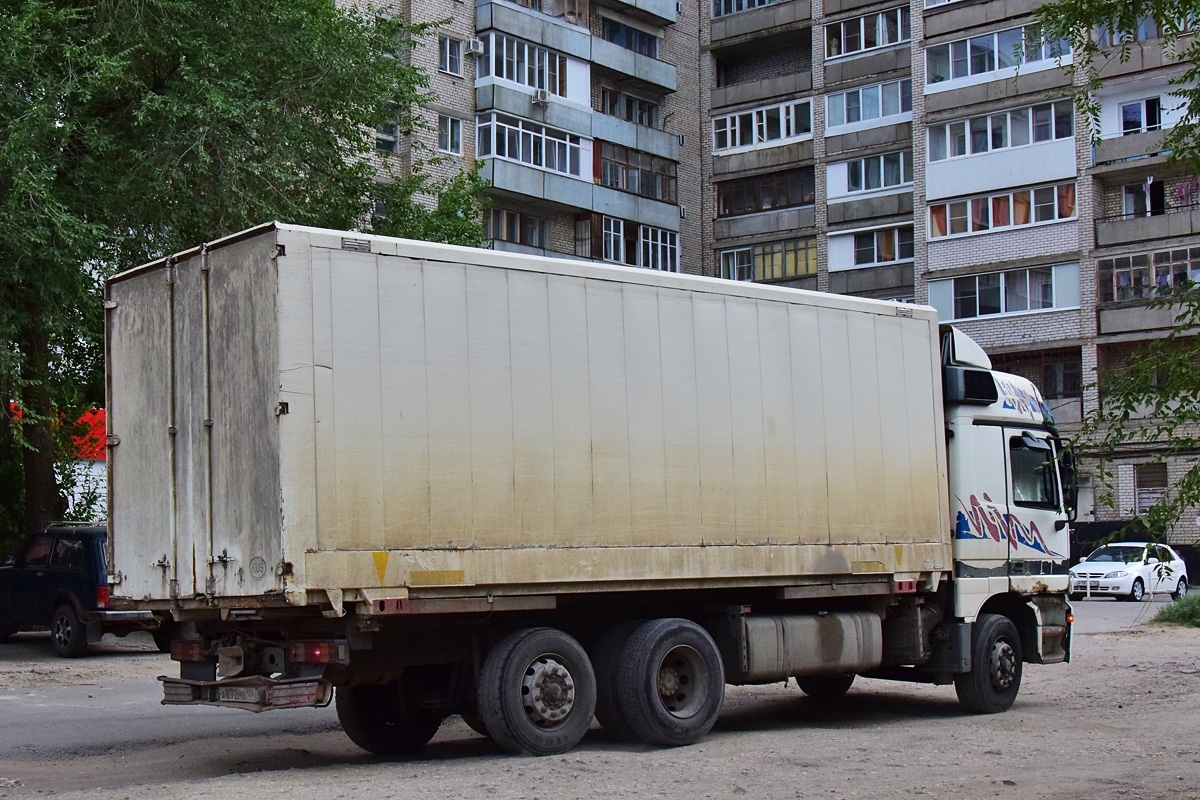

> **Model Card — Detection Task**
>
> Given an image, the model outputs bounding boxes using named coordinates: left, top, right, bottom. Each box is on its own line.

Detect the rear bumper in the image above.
left=91, top=610, right=157, bottom=622
left=159, top=674, right=333, bottom=712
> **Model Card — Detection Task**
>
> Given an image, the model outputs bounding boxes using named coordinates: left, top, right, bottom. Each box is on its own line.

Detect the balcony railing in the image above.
left=1095, top=200, right=1200, bottom=247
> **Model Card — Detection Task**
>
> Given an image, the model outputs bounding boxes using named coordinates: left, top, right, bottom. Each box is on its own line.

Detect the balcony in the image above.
left=711, top=71, right=811, bottom=110
left=713, top=139, right=814, bottom=177
left=590, top=113, right=680, bottom=160
left=713, top=205, right=816, bottom=241
left=827, top=192, right=913, bottom=225
left=1097, top=302, right=1181, bottom=336
left=1097, top=36, right=1194, bottom=80
left=1093, top=129, right=1171, bottom=169
left=1095, top=203, right=1200, bottom=248
left=476, top=0, right=592, bottom=60
left=593, top=0, right=676, bottom=25
left=710, top=0, right=812, bottom=47
left=591, top=37, right=677, bottom=92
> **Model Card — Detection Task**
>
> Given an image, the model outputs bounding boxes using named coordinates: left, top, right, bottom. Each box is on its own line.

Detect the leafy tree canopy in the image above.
left=0, top=0, right=487, bottom=553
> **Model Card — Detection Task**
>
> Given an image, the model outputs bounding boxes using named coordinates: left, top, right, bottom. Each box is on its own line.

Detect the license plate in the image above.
left=218, top=685, right=263, bottom=704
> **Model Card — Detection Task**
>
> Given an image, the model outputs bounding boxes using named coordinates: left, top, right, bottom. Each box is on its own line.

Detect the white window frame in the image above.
left=826, top=7, right=911, bottom=60
left=438, top=115, right=462, bottom=154
left=928, top=181, right=1077, bottom=239
left=476, top=113, right=586, bottom=177
left=478, top=32, right=566, bottom=96
left=927, top=100, right=1073, bottom=162
left=375, top=123, right=400, bottom=153
left=639, top=226, right=679, bottom=272
left=602, top=216, right=625, bottom=263
left=438, top=36, right=463, bottom=76
left=720, top=238, right=817, bottom=282
left=851, top=225, right=915, bottom=267
left=1119, top=97, right=1162, bottom=135
left=944, top=267, right=1059, bottom=320
left=712, top=0, right=783, bottom=19
left=712, top=99, right=812, bottom=153
left=825, top=79, right=912, bottom=131
left=926, top=25, right=1071, bottom=90
left=844, top=151, right=913, bottom=194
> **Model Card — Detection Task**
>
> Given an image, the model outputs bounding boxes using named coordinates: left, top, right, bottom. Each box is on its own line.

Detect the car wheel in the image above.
left=1172, top=579, right=1189, bottom=602
left=1127, top=578, right=1146, bottom=602
left=614, top=618, right=726, bottom=747
left=954, top=613, right=1022, bottom=714
left=477, top=627, right=596, bottom=756
left=796, top=673, right=856, bottom=701
left=51, top=604, right=88, bottom=658
left=336, top=682, right=443, bottom=756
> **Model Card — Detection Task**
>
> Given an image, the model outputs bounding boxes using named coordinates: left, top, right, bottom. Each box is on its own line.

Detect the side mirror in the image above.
left=1077, top=555, right=1087, bottom=563
left=1147, top=557, right=1160, bottom=565
left=3, top=555, right=14, bottom=567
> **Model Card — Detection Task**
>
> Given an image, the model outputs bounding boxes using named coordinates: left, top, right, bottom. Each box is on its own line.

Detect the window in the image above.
left=22, top=535, right=53, bottom=567
left=1121, top=97, right=1162, bottom=135
left=478, top=33, right=568, bottom=96
left=712, top=99, right=811, bottom=152
left=1123, top=180, right=1166, bottom=218
left=599, top=216, right=677, bottom=269
left=844, top=151, right=912, bottom=192
left=1098, top=247, right=1200, bottom=302
left=826, top=7, right=911, bottom=58
left=1042, top=359, right=1082, bottom=399
left=720, top=238, right=817, bottom=282
left=826, top=79, right=911, bottom=128
left=947, top=267, right=1057, bottom=319
left=598, top=143, right=677, bottom=202
left=928, top=101, right=1073, bottom=161
left=640, top=226, right=679, bottom=272
left=713, top=0, right=783, bottom=18
left=717, top=168, right=814, bottom=217
left=601, top=88, right=660, bottom=128
left=508, top=0, right=590, bottom=27
left=438, top=115, right=462, bottom=154
left=929, top=182, right=1076, bottom=238
left=602, top=216, right=629, bottom=263
left=602, top=18, right=658, bottom=58
left=438, top=36, right=462, bottom=76
left=1010, top=434, right=1059, bottom=508
left=926, top=24, right=1070, bottom=84
left=852, top=226, right=914, bottom=266
left=574, top=216, right=592, bottom=258
left=1095, top=16, right=1165, bottom=48
left=375, top=123, right=399, bottom=153
left=476, top=113, right=585, bottom=177
left=1134, top=462, right=1167, bottom=513
left=50, top=538, right=84, bottom=570
left=489, top=209, right=547, bottom=248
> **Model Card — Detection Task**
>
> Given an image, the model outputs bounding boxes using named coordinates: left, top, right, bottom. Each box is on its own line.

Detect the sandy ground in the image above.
left=1, top=619, right=1198, bottom=800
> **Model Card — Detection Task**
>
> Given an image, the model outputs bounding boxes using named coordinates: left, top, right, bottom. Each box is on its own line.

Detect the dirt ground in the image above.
left=1, top=622, right=1199, bottom=800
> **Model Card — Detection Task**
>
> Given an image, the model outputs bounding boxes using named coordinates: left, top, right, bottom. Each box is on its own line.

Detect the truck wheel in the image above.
left=459, top=712, right=490, bottom=738
left=51, top=604, right=88, bottom=658
left=954, top=614, right=1022, bottom=714
left=477, top=627, right=596, bottom=756
left=615, top=618, right=725, bottom=747
left=590, top=620, right=644, bottom=742
left=796, top=673, right=855, bottom=701
left=336, top=683, right=442, bottom=756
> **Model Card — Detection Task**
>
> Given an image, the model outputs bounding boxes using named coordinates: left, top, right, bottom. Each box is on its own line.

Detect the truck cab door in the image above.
left=1003, top=430, right=1068, bottom=566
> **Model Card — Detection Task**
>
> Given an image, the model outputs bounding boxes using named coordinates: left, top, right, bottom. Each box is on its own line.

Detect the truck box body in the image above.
left=106, top=223, right=951, bottom=608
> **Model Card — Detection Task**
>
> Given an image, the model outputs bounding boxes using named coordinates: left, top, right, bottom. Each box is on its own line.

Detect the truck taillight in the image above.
left=96, top=587, right=110, bottom=608
left=288, top=641, right=349, bottom=665
left=171, top=640, right=208, bottom=662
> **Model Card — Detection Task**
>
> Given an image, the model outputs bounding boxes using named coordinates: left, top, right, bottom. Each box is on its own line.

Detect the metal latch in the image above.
left=153, top=555, right=171, bottom=569
left=210, top=549, right=236, bottom=566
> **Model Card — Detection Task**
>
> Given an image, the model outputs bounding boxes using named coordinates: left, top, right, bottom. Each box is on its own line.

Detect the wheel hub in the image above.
left=656, top=645, right=708, bottom=719
left=522, top=656, right=575, bottom=727
left=990, top=640, right=1017, bottom=690
left=53, top=616, right=72, bottom=649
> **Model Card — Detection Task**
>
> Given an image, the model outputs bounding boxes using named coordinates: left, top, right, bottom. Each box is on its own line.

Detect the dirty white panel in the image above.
left=465, top=264, right=517, bottom=547
left=691, top=294, right=736, bottom=544
left=311, top=249, right=338, bottom=552
left=847, top=312, right=885, bottom=544
left=585, top=280, right=633, bottom=546
left=756, top=300, right=801, bottom=542
left=902, top=318, right=950, bottom=541
left=656, top=291, right=703, bottom=539
left=725, top=298, right=768, bottom=544
left=422, top=263, right=474, bottom=547
left=507, top=270, right=555, bottom=545
left=788, top=304, right=831, bottom=546
left=546, top=276, right=595, bottom=544
left=818, top=308, right=859, bottom=545
left=622, top=284, right=668, bottom=546
left=378, top=256, right=432, bottom=550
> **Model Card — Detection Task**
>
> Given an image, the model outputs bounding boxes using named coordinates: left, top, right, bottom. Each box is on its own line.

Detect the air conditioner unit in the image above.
left=532, top=88, right=551, bottom=105
left=465, top=38, right=485, bottom=55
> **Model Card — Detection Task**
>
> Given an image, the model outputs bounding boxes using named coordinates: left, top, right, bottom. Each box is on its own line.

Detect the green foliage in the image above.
left=0, top=0, right=487, bottom=554
left=1150, top=594, right=1200, bottom=626
left=1036, top=0, right=1200, bottom=172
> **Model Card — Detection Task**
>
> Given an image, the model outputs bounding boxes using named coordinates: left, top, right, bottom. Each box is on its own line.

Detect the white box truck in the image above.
left=105, top=223, right=1074, bottom=756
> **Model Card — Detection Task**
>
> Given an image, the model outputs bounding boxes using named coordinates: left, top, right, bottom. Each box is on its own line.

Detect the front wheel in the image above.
left=477, top=627, right=596, bottom=756
left=1127, top=578, right=1146, bottom=602
left=1172, top=579, right=1189, bottom=601
left=954, top=614, right=1022, bottom=714
left=336, top=683, right=443, bottom=756
left=51, top=604, right=87, bottom=658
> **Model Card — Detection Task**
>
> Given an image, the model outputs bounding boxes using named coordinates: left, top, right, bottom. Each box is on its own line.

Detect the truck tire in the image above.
left=954, top=614, right=1022, bottom=714
left=51, top=604, right=88, bottom=658
left=335, top=682, right=443, bottom=756
left=796, top=673, right=856, bottom=701
left=590, top=620, right=644, bottom=743
left=477, top=627, right=596, bottom=756
left=615, top=618, right=725, bottom=747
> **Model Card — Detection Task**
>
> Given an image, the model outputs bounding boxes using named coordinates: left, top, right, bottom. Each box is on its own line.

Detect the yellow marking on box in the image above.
left=372, top=552, right=389, bottom=585
left=852, top=561, right=886, bottom=573
left=409, top=569, right=466, bottom=586
left=894, top=544, right=904, bottom=564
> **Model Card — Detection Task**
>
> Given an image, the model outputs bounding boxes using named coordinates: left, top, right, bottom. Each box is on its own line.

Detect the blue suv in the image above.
left=0, top=523, right=166, bottom=657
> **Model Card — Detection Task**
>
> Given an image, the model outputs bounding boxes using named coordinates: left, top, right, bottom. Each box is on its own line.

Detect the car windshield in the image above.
left=1086, top=546, right=1143, bottom=563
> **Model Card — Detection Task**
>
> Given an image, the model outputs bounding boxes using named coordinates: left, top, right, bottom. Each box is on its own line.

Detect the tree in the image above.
left=1034, top=1, right=1200, bottom=543
left=1037, top=0, right=1200, bottom=171
left=0, top=0, right=487, bottom=555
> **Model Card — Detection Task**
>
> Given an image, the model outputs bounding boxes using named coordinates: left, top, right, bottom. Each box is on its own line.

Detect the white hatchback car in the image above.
left=1069, top=543, right=1190, bottom=602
